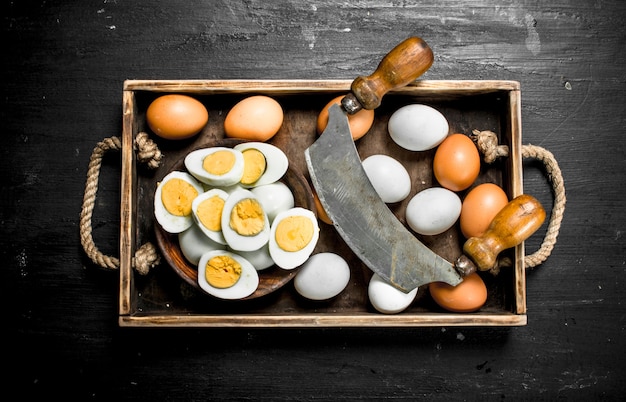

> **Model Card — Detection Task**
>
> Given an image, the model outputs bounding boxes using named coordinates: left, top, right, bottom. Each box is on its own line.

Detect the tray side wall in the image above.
left=119, top=90, right=137, bottom=316
left=508, top=87, right=526, bottom=315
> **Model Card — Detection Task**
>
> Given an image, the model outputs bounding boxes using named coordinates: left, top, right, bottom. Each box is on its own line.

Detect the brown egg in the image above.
left=316, top=95, right=375, bottom=140
left=460, top=183, right=508, bottom=238
left=224, top=96, right=284, bottom=141
left=146, top=94, right=208, bottom=140
left=312, top=189, right=332, bottom=225
left=433, top=133, right=481, bottom=192
left=429, top=272, right=487, bottom=313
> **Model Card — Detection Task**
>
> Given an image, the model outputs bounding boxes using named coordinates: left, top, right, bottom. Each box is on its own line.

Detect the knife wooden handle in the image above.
left=462, top=194, right=546, bottom=272
left=342, top=37, right=434, bottom=114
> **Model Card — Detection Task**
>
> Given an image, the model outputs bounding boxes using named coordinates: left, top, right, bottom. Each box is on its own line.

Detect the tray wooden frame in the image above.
left=119, top=79, right=524, bottom=328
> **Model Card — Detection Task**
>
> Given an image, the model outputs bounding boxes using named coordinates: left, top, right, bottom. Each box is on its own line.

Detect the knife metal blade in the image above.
left=305, top=104, right=463, bottom=293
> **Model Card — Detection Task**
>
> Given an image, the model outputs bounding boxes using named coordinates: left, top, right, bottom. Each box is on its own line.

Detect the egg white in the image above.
left=197, top=250, right=259, bottom=300
left=368, top=273, right=418, bottom=314
left=221, top=188, right=270, bottom=252
left=154, top=171, right=204, bottom=234
left=233, top=142, right=288, bottom=187
left=406, top=187, right=462, bottom=235
left=269, top=207, right=319, bottom=270
left=184, top=147, right=245, bottom=187
left=388, top=104, right=449, bottom=151
left=191, top=188, right=229, bottom=245
left=251, top=181, right=295, bottom=225
left=215, top=182, right=245, bottom=194
left=294, top=252, right=350, bottom=300
left=178, top=224, right=225, bottom=265
left=233, top=243, right=275, bottom=271
left=361, top=154, right=411, bottom=203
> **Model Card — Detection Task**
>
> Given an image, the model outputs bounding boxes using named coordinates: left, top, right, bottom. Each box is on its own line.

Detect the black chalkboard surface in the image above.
left=3, top=1, right=625, bottom=400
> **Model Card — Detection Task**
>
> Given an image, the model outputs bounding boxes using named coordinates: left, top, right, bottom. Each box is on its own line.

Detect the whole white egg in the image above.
left=233, top=142, right=289, bottom=187
left=154, top=171, right=204, bottom=234
left=178, top=224, right=225, bottom=265
left=361, top=154, right=411, bottom=203
left=368, top=273, right=418, bottom=314
left=294, top=252, right=350, bottom=301
left=184, top=147, right=245, bottom=187
left=388, top=104, right=449, bottom=151
left=251, top=181, right=295, bottom=224
left=197, top=250, right=259, bottom=300
left=269, top=207, right=319, bottom=270
left=405, top=187, right=462, bottom=235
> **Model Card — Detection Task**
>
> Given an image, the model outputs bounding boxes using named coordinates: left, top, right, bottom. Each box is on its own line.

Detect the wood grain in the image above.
left=3, top=0, right=625, bottom=399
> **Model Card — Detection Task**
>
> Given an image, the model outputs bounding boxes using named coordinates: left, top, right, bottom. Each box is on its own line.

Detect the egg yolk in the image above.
left=202, top=150, right=236, bottom=175
left=205, top=255, right=242, bottom=288
left=196, top=195, right=225, bottom=231
left=229, top=198, right=265, bottom=236
left=240, top=148, right=267, bottom=185
left=275, top=216, right=314, bottom=252
left=161, top=178, right=199, bottom=216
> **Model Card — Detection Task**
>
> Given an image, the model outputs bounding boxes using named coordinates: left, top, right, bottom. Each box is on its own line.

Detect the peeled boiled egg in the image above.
left=429, top=272, right=487, bottom=313
left=294, top=252, right=350, bottom=300
left=368, top=273, right=418, bottom=314
left=317, top=95, right=375, bottom=140
left=433, top=133, right=481, bottom=192
left=185, top=147, right=244, bottom=187
left=388, top=104, right=449, bottom=151
left=191, top=188, right=229, bottom=245
left=154, top=171, right=204, bottom=234
left=197, top=250, right=259, bottom=300
left=233, top=142, right=288, bottom=187
left=460, top=183, right=508, bottom=238
left=234, top=243, right=275, bottom=271
left=216, top=183, right=245, bottom=195
left=361, top=154, right=411, bottom=203
left=251, top=181, right=295, bottom=224
left=221, top=188, right=270, bottom=252
left=224, top=95, right=283, bottom=141
left=269, top=207, right=320, bottom=270
left=405, top=187, right=462, bottom=235
left=146, top=94, right=208, bottom=140
left=178, top=224, right=225, bottom=265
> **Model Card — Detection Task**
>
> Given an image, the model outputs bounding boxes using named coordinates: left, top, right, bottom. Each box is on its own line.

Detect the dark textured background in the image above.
left=3, top=1, right=625, bottom=400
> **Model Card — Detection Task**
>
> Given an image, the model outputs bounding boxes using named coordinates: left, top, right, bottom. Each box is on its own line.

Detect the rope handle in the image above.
left=471, top=129, right=566, bottom=274
left=79, top=132, right=163, bottom=275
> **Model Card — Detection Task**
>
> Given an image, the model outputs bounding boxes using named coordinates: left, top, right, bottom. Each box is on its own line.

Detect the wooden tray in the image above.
left=119, top=79, right=524, bottom=327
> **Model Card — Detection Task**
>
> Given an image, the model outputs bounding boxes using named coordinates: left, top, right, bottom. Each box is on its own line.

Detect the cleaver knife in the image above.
left=305, top=37, right=546, bottom=293
left=306, top=37, right=463, bottom=293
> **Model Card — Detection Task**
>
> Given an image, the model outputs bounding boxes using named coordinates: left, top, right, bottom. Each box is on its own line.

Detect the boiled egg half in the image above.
left=185, top=147, right=244, bottom=187
left=197, top=250, right=259, bottom=299
left=191, top=188, right=229, bottom=245
left=233, top=142, right=288, bottom=188
left=221, top=188, right=270, bottom=252
left=269, top=207, right=319, bottom=270
left=154, top=171, right=204, bottom=234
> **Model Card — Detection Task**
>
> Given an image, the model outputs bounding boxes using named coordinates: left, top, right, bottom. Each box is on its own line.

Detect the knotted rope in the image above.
left=80, top=132, right=163, bottom=275
left=470, top=129, right=566, bottom=274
